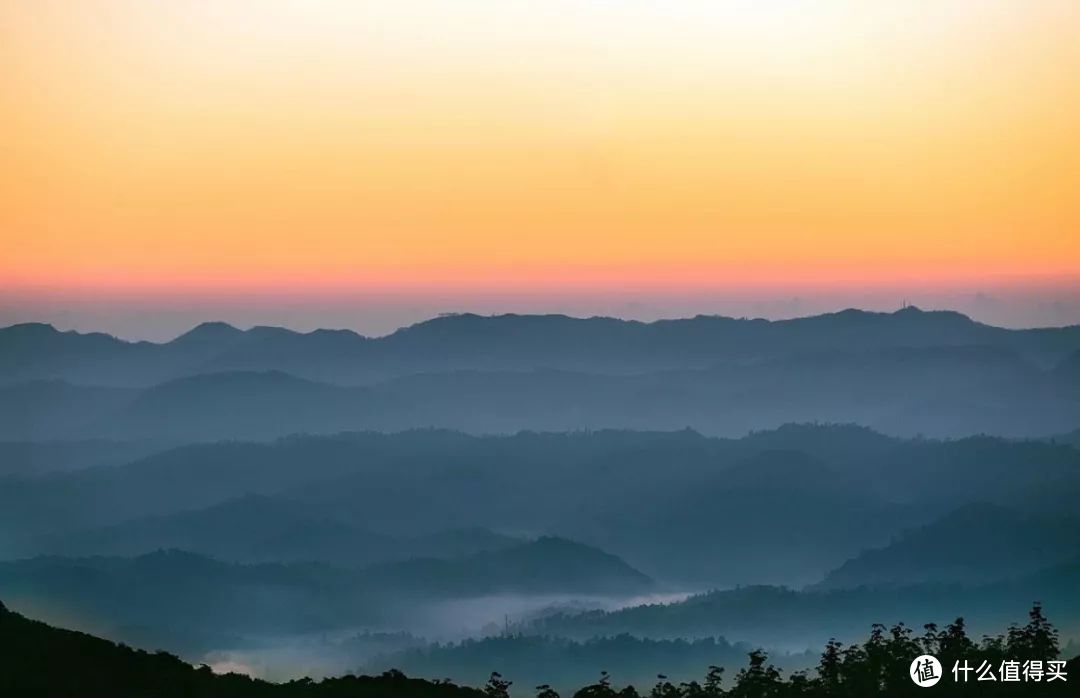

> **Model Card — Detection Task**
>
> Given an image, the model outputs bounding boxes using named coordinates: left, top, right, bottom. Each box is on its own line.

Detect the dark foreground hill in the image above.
left=0, top=600, right=480, bottom=698
left=1, top=600, right=1075, bottom=697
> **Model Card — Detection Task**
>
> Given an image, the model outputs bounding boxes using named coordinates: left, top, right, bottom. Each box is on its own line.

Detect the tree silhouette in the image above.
left=816, top=639, right=842, bottom=693
left=729, top=650, right=783, bottom=698
left=650, top=674, right=680, bottom=698
left=573, top=671, right=617, bottom=698
left=484, top=672, right=512, bottom=698
left=1006, top=601, right=1060, bottom=662
left=536, top=683, right=561, bottom=698
left=702, top=665, right=725, bottom=697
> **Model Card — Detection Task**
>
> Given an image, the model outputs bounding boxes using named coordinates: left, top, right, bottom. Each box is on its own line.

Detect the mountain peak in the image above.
left=5, top=321, right=58, bottom=331
left=173, top=321, right=243, bottom=344
left=892, top=305, right=974, bottom=323
left=0, top=322, right=61, bottom=338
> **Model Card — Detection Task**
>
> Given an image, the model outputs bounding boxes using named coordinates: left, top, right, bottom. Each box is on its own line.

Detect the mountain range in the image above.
left=4, top=309, right=1080, bottom=688
left=5, top=426, right=1079, bottom=587
left=527, top=557, right=1080, bottom=650
left=4, top=320, right=1079, bottom=440
left=0, top=539, right=653, bottom=653
left=5, top=308, right=1079, bottom=387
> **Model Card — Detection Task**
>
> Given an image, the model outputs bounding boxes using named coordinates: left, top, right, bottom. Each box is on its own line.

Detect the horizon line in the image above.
left=5, top=305, right=1078, bottom=345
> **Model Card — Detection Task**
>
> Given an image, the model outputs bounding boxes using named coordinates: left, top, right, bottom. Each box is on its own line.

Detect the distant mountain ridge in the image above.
left=4, top=307, right=1080, bottom=386
left=44, top=492, right=523, bottom=566
left=3, top=343, right=1078, bottom=441
left=6, top=425, right=1079, bottom=586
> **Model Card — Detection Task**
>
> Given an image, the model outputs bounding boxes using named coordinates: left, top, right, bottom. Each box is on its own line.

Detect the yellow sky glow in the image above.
left=2, top=0, right=1078, bottom=294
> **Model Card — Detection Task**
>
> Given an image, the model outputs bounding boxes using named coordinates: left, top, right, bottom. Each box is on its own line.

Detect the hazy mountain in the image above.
left=0, top=439, right=170, bottom=478
left=1054, top=429, right=1080, bottom=448
left=103, top=371, right=383, bottom=441
left=357, top=536, right=654, bottom=598
left=0, top=540, right=652, bottom=647
left=4, top=343, right=1078, bottom=441
left=528, top=559, right=1080, bottom=650
left=815, top=503, right=1080, bottom=590
left=580, top=449, right=922, bottom=586
left=42, top=494, right=394, bottom=564
left=1057, top=349, right=1080, bottom=394
left=4, top=308, right=1079, bottom=387
left=4, top=427, right=1079, bottom=587
left=0, top=439, right=362, bottom=551
left=44, top=493, right=521, bottom=565
left=0, top=380, right=136, bottom=440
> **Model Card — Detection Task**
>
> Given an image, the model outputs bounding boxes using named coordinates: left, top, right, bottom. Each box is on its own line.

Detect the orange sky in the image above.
left=2, top=0, right=1079, bottom=297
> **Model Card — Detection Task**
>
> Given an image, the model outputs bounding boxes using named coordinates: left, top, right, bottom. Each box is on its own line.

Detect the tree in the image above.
left=484, top=672, right=512, bottom=698
left=838, top=638, right=872, bottom=695
left=882, top=623, right=922, bottom=691
left=936, top=617, right=974, bottom=667
left=816, top=639, right=842, bottom=693
left=649, top=675, right=679, bottom=698
left=785, top=671, right=811, bottom=697
left=729, top=650, right=783, bottom=698
left=1017, top=602, right=1059, bottom=661
left=919, top=623, right=939, bottom=657
left=536, top=684, right=561, bottom=698
left=574, top=671, right=617, bottom=698
left=703, top=665, right=725, bottom=697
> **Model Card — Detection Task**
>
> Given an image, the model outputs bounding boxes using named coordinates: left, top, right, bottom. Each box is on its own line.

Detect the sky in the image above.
left=2, top=0, right=1079, bottom=338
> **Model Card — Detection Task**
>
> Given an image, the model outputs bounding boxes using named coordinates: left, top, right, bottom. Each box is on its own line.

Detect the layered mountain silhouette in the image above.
left=4, top=309, right=1079, bottom=440
left=529, top=558, right=1080, bottom=650
left=40, top=493, right=521, bottom=566
left=815, top=503, right=1080, bottom=589
left=0, top=539, right=653, bottom=649
left=3, top=350, right=1078, bottom=441
left=0, top=438, right=168, bottom=478
left=5, top=426, right=1079, bottom=588
left=4, top=308, right=1079, bottom=690
left=5, top=308, right=1079, bottom=386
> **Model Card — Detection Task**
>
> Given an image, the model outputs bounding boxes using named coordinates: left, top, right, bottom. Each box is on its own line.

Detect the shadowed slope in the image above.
left=0, top=599, right=481, bottom=698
